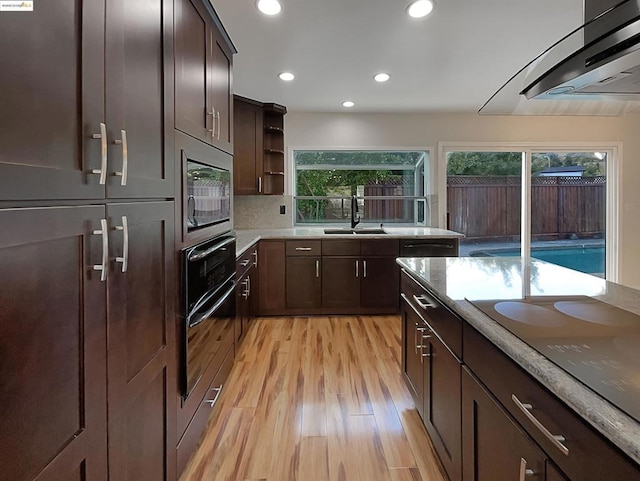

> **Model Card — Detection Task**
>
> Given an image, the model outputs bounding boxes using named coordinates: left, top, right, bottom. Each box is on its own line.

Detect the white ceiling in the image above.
left=213, top=0, right=584, bottom=113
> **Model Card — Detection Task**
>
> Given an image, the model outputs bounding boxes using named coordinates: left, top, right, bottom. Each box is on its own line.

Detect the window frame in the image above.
left=438, top=142, right=621, bottom=282
left=289, top=146, right=435, bottom=226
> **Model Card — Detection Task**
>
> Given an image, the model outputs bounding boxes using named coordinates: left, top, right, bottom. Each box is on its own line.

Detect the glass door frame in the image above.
left=438, top=142, right=621, bottom=281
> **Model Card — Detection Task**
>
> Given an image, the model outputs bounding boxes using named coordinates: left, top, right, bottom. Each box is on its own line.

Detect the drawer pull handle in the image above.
left=519, top=458, right=535, bottom=480
left=295, top=247, right=312, bottom=251
left=413, top=294, right=437, bottom=310
left=205, top=385, right=223, bottom=407
left=512, top=394, right=569, bottom=456
left=241, top=259, right=250, bottom=267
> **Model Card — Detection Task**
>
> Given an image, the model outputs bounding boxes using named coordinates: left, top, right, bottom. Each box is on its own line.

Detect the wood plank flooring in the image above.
left=180, top=315, right=447, bottom=481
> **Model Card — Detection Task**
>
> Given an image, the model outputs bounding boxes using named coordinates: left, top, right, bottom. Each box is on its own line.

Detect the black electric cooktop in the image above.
left=468, top=296, right=640, bottom=423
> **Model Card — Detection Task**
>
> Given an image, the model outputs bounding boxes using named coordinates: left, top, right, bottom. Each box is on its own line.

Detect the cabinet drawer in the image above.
left=177, top=344, right=234, bottom=477
left=286, top=240, right=321, bottom=256
left=361, top=238, right=398, bottom=256
left=464, top=325, right=640, bottom=481
left=322, top=239, right=360, bottom=256
left=236, top=244, right=257, bottom=276
left=400, top=270, right=462, bottom=358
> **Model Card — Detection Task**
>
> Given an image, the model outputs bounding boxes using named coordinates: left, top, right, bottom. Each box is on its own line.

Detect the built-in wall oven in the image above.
left=181, top=232, right=236, bottom=399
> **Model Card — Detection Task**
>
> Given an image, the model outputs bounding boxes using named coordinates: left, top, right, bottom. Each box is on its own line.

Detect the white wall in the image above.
left=284, top=111, right=640, bottom=288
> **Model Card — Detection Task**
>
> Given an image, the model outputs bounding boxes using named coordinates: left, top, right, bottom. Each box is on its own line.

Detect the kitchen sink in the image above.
left=323, top=228, right=387, bottom=235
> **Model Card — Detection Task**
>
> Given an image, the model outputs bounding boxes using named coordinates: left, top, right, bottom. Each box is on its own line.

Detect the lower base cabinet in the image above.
left=462, top=367, right=551, bottom=481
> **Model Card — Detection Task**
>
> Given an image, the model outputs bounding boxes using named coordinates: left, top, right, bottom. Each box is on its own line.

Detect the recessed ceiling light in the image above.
left=342, top=101, right=355, bottom=108
left=374, top=73, right=390, bottom=82
left=256, top=0, right=282, bottom=16
left=278, top=72, right=295, bottom=81
left=407, top=0, right=435, bottom=18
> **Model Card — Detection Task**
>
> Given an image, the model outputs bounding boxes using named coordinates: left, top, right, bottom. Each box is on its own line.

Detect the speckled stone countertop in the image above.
left=397, top=256, right=640, bottom=466
left=234, top=226, right=463, bottom=257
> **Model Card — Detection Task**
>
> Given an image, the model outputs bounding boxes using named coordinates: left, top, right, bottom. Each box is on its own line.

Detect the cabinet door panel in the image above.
left=462, top=368, right=546, bottom=481
left=360, top=256, right=399, bottom=309
left=322, top=257, right=360, bottom=309
left=233, top=99, right=263, bottom=195
left=0, top=206, right=107, bottom=481
left=209, top=32, right=233, bottom=153
left=401, top=301, right=425, bottom=417
left=257, top=241, right=286, bottom=314
left=286, top=257, right=321, bottom=309
left=0, top=0, right=105, bottom=201
left=425, top=336, right=461, bottom=481
left=174, top=0, right=209, bottom=143
left=106, top=0, right=173, bottom=198
left=106, top=201, right=175, bottom=481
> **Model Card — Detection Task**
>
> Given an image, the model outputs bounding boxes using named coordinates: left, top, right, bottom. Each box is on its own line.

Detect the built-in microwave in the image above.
left=182, top=150, right=232, bottom=236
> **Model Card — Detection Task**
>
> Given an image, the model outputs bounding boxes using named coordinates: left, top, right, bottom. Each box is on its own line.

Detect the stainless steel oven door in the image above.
left=182, top=276, right=235, bottom=398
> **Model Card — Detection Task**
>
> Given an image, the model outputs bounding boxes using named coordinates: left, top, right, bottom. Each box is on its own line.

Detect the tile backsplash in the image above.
left=233, top=195, right=294, bottom=229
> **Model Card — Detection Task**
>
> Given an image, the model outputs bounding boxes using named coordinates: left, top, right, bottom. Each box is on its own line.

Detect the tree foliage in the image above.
left=446, top=152, right=605, bottom=176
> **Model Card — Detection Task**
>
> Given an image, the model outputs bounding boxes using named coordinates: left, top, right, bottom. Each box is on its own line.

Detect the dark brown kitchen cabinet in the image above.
left=462, top=367, right=547, bottom=481
left=174, top=0, right=235, bottom=154
left=0, top=206, right=108, bottom=481
left=236, top=243, right=258, bottom=345
left=284, top=241, right=321, bottom=310
left=321, top=257, right=361, bottom=308
left=400, top=271, right=462, bottom=481
left=233, top=97, right=286, bottom=195
left=0, top=0, right=105, bottom=201
left=257, top=240, right=286, bottom=314
left=0, top=202, right=175, bottom=481
left=233, top=97, right=264, bottom=195
left=322, top=239, right=399, bottom=311
left=106, top=201, right=176, bottom=481
left=0, top=0, right=173, bottom=202
left=105, top=0, right=174, bottom=198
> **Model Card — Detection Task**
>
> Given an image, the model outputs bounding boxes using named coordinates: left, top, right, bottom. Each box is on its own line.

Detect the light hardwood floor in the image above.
left=180, top=315, right=448, bottom=481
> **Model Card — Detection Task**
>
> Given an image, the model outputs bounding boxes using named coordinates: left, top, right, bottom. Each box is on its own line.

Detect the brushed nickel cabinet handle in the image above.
left=207, top=107, right=216, bottom=140
left=252, top=250, right=258, bottom=267
left=90, top=123, right=108, bottom=185
left=363, top=260, right=367, bottom=278
left=512, top=394, right=569, bottom=456
left=315, top=259, right=320, bottom=278
left=295, top=247, right=312, bottom=251
left=113, top=129, right=128, bottom=186
left=519, top=458, right=535, bottom=480
left=204, top=385, right=223, bottom=407
left=215, top=111, right=221, bottom=139
left=355, top=260, right=359, bottom=278
left=92, top=218, right=109, bottom=282
left=240, top=259, right=250, bottom=267
left=413, top=294, right=437, bottom=310
left=114, top=216, right=129, bottom=273
left=242, top=278, right=250, bottom=298
left=258, top=176, right=262, bottom=193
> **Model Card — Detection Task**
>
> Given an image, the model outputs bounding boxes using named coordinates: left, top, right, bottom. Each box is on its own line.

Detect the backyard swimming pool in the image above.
left=470, top=246, right=605, bottom=276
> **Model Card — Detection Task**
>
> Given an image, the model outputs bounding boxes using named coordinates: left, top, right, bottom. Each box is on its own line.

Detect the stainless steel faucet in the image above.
left=351, top=194, right=360, bottom=229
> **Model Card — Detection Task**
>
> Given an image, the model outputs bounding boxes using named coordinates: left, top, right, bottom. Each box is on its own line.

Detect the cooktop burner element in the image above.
left=468, top=296, right=640, bottom=424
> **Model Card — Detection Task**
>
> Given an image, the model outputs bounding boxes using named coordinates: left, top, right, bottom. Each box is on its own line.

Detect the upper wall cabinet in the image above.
left=0, top=0, right=174, bottom=202
left=234, top=96, right=287, bottom=195
left=174, top=0, right=235, bottom=155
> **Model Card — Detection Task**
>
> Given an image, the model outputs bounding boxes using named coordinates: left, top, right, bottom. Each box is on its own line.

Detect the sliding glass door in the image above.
left=445, top=147, right=614, bottom=279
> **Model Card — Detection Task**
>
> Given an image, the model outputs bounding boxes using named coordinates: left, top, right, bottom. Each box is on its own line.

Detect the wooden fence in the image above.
left=447, top=176, right=606, bottom=240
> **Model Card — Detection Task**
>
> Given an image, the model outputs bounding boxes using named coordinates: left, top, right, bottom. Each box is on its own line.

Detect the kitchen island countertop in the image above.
left=234, top=226, right=463, bottom=257
left=397, top=256, right=640, bottom=466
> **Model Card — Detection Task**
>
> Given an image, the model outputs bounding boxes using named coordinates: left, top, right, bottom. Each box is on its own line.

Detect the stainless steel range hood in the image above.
left=480, top=0, right=640, bottom=115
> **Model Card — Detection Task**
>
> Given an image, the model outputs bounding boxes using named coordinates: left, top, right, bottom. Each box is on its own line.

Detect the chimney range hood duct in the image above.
left=480, top=0, right=640, bottom=115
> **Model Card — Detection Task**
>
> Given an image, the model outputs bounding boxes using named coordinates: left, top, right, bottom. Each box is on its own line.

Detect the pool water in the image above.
left=471, top=246, right=605, bottom=276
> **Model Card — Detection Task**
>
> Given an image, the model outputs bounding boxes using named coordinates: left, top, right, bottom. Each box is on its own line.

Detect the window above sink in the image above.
left=293, top=149, right=432, bottom=227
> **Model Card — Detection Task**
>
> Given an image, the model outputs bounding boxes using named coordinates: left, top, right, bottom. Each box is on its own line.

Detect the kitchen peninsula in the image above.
left=398, top=256, right=640, bottom=481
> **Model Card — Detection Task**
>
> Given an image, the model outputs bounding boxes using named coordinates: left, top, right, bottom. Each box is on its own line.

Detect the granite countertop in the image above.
left=397, top=256, right=640, bottom=466
left=234, top=226, right=463, bottom=257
